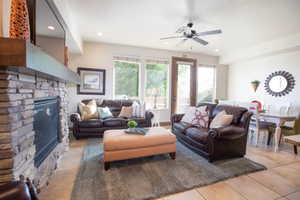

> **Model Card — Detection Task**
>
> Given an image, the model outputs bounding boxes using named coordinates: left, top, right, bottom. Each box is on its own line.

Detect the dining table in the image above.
left=254, top=112, right=297, bottom=152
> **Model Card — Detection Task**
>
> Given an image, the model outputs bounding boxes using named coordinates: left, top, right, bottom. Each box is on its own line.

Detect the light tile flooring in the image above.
left=39, top=137, right=300, bottom=200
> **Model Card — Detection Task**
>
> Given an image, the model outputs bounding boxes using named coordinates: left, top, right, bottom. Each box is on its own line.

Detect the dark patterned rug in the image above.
left=71, top=139, right=266, bottom=200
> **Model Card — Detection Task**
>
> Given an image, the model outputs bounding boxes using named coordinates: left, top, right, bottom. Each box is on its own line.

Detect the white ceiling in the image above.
left=67, top=0, right=300, bottom=56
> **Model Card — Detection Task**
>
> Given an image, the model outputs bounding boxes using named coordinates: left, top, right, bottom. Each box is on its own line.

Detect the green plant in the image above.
left=127, top=120, right=138, bottom=128
left=251, top=80, right=260, bottom=84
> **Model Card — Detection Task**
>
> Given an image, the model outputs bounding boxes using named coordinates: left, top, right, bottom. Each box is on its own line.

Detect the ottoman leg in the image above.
left=104, top=162, right=110, bottom=171
left=294, top=145, right=298, bottom=155
left=169, top=152, right=176, bottom=160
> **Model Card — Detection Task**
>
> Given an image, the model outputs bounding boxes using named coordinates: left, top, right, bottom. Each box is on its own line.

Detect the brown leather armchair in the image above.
left=171, top=103, right=253, bottom=162
left=0, top=179, right=38, bottom=200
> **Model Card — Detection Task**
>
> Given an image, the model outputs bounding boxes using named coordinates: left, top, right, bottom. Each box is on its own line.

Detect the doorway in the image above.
left=171, top=57, right=197, bottom=115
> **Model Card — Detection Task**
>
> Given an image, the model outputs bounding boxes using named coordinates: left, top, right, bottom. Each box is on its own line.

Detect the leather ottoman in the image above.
left=103, top=127, right=177, bottom=170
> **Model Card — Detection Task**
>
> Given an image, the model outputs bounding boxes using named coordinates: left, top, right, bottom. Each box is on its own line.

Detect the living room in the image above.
left=0, top=0, right=300, bottom=200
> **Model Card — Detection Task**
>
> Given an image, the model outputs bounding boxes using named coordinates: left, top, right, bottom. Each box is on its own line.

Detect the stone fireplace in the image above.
left=0, top=68, right=70, bottom=188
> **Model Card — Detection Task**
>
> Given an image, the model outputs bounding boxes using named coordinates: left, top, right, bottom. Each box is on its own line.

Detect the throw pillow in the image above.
left=191, top=106, right=209, bottom=128
left=98, top=107, right=113, bottom=120
left=132, top=101, right=145, bottom=118
left=78, top=100, right=99, bottom=120
left=210, top=111, right=233, bottom=129
left=132, top=101, right=140, bottom=117
left=181, top=106, right=197, bottom=124
left=119, top=106, right=133, bottom=118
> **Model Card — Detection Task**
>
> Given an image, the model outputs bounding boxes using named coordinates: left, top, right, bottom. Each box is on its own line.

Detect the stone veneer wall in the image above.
left=0, top=68, right=69, bottom=188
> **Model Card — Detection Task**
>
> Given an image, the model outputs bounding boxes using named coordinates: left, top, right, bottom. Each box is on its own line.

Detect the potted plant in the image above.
left=127, top=120, right=138, bottom=130
left=251, top=80, right=260, bottom=92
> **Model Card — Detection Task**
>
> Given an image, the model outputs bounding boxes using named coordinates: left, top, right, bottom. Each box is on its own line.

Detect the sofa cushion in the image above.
left=78, top=119, right=103, bottom=128
left=212, top=105, right=247, bottom=124
left=103, top=118, right=126, bottom=127
left=173, top=122, right=191, bottom=133
left=185, top=127, right=209, bottom=144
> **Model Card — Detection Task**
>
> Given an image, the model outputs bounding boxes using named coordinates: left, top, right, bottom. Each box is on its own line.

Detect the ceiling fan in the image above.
left=160, top=22, right=222, bottom=46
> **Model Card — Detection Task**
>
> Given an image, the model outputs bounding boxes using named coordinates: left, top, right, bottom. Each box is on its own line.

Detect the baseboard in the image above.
left=160, top=121, right=171, bottom=126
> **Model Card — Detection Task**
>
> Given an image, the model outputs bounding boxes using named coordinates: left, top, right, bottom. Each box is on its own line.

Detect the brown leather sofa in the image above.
left=171, top=103, right=253, bottom=162
left=0, top=181, right=37, bottom=200
left=70, top=99, right=154, bottom=139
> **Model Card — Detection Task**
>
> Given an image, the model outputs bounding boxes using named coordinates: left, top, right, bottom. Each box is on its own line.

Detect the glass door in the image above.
left=171, top=57, right=197, bottom=114
left=176, top=63, right=191, bottom=113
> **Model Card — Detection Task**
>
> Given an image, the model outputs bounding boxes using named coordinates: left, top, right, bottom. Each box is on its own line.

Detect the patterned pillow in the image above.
left=119, top=106, right=133, bottom=118
left=132, top=101, right=145, bottom=118
left=181, top=107, right=197, bottom=124
left=98, top=107, right=113, bottom=120
left=78, top=100, right=99, bottom=120
left=191, top=106, right=209, bottom=128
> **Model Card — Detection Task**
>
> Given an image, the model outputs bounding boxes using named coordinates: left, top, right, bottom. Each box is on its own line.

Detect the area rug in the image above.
left=71, top=139, right=266, bottom=200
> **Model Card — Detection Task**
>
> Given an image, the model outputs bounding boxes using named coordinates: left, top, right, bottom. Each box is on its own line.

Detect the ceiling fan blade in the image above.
left=160, top=35, right=185, bottom=40
left=193, top=37, right=209, bottom=45
left=196, top=29, right=222, bottom=36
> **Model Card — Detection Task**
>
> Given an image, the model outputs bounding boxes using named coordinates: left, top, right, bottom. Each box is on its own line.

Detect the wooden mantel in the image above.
left=0, top=38, right=80, bottom=84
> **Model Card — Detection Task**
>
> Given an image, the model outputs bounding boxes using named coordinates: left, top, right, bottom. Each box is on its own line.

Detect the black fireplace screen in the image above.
left=33, top=97, right=60, bottom=167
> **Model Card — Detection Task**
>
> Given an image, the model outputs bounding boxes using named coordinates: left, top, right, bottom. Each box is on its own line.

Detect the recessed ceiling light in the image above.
left=97, top=32, right=103, bottom=36
left=48, top=26, right=55, bottom=30
left=215, top=49, right=219, bottom=52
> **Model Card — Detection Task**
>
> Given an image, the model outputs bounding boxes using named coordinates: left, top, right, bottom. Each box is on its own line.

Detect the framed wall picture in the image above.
left=77, top=67, right=106, bottom=95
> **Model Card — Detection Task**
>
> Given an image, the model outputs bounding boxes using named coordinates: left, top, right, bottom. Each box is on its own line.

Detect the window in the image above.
left=197, top=66, right=215, bottom=103
left=145, top=63, right=168, bottom=109
left=114, top=61, right=140, bottom=99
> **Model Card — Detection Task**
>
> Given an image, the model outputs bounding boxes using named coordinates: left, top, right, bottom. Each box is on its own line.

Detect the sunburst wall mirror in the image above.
left=264, top=71, right=295, bottom=97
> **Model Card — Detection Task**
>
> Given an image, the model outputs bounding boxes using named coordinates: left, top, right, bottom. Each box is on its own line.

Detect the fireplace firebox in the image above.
left=34, top=97, right=60, bottom=167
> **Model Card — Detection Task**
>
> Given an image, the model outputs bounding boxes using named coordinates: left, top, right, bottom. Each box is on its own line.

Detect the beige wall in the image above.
left=227, top=48, right=300, bottom=112
left=67, top=42, right=226, bottom=122
left=0, top=0, right=3, bottom=36
left=2, top=0, right=10, bottom=37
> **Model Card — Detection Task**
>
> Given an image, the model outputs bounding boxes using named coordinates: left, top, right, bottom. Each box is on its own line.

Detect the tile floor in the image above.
left=39, top=135, right=300, bottom=200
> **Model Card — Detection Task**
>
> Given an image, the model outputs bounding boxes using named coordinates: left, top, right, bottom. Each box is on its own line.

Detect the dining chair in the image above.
left=274, top=115, right=300, bottom=144
left=239, top=102, right=275, bottom=145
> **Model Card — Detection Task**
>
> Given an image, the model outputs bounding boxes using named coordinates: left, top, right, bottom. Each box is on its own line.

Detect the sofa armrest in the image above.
left=171, top=114, right=184, bottom=125
left=145, top=111, right=154, bottom=120
left=208, top=125, right=246, bottom=140
left=70, top=113, right=81, bottom=123
left=240, top=111, right=253, bottom=129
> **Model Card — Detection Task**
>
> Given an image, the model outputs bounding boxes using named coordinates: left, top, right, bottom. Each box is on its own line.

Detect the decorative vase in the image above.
left=251, top=81, right=260, bottom=92
left=10, top=0, right=31, bottom=40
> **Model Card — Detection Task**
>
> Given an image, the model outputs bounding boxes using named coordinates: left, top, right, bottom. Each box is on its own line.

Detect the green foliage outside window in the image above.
left=146, top=64, right=167, bottom=97
left=114, top=61, right=139, bottom=98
